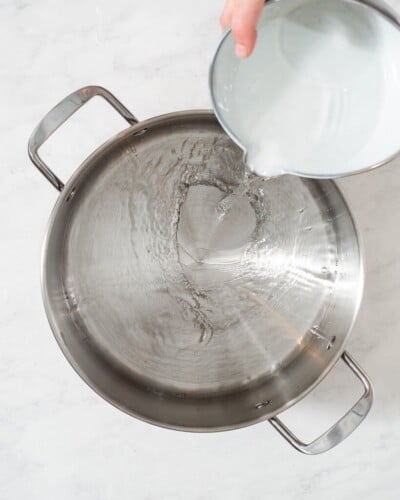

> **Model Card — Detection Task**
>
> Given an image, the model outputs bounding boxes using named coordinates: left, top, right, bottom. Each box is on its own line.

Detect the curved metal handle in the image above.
left=28, top=86, right=138, bottom=191
left=269, top=352, right=373, bottom=455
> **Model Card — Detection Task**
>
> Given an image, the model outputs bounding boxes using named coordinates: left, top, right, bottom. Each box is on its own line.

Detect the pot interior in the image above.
left=43, top=113, right=363, bottom=430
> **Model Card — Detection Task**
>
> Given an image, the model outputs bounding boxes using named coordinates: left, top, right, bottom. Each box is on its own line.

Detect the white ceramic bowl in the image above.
left=210, top=0, right=400, bottom=178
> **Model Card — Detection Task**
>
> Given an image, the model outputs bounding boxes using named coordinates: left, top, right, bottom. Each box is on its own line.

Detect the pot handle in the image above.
left=269, top=351, right=373, bottom=455
left=28, top=86, right=138, bottom=191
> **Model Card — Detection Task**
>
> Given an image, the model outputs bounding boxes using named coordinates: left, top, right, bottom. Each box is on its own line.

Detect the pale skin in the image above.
left=220, top=0, right=265, bottom=58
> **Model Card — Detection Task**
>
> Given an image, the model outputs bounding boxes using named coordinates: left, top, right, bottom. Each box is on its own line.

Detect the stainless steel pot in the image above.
left=28, top=86, right=373, bottom=454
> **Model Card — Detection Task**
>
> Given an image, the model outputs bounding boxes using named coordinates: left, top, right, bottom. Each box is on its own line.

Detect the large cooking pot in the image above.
left=28, top=86, right=373, bottom=454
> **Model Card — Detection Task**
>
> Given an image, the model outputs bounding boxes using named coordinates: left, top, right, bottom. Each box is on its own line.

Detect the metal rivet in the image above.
left=327, top=336, right=337, bottom=350
left=133, top=127, right=148, bottom=137
left=255, top=401, right=270, bottom=409
left=66, top=187, right=76, bottom=202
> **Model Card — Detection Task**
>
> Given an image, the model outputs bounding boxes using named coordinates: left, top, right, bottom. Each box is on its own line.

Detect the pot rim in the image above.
left=39, top=109, right=365, bottom=432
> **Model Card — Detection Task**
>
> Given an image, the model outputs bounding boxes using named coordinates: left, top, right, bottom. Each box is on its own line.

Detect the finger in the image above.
left=220, top=0, right=236, bottom=30
left=231, top=0, right=265, bottom=58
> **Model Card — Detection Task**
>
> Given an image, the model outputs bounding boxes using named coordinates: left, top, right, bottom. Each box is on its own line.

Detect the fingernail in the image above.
left=235, top=43, right=248, bottom=59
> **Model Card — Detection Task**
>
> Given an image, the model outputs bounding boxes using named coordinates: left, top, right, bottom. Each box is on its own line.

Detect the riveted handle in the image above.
left=28, top=86, right=138, bottom=191
left=269, top=352, right=373, bottom=455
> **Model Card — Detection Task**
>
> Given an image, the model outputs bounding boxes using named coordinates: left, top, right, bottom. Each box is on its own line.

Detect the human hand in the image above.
left=220, top=0, right=265, bottom=59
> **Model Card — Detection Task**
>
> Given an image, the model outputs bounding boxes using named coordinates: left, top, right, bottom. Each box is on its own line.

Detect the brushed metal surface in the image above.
left=39, top=110, right=364, bottom=431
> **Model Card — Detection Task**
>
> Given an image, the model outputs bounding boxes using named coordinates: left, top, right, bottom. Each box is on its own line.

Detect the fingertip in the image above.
left=245, top=33, right=258, bottom=58
left=231, top=0, right=263, bottom=58
left=231, top=20, right=256, bottom=59
left=235, top=43, right=249, bottom=59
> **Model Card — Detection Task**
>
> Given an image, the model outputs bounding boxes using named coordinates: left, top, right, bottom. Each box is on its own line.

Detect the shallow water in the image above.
left=61, top=123, right=354, bottom=395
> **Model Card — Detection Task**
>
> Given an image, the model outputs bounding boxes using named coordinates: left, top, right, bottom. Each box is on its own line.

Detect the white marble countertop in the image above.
left=1, top=0, right=400, bottom=498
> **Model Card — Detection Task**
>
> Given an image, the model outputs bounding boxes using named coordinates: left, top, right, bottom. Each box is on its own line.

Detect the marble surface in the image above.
left=1, top=0, right=400, bottom=498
